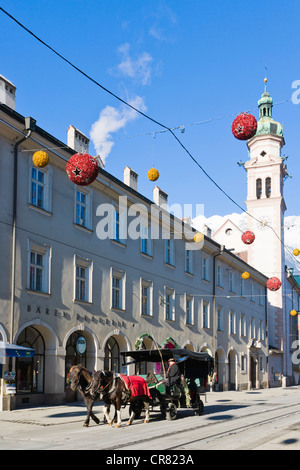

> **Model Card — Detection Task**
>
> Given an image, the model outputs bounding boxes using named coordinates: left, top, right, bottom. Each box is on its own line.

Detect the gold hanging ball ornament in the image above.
left=147, top=167, right=159, bottom=182
left=293, top=248, right=300, bottom=256
left=290, top=309, right=297, bottom=316
left=242, top=271, right=250, bottom=280
left=32, top=150, right=49, bottom=168
left=193, top=232, right=204, bottom=243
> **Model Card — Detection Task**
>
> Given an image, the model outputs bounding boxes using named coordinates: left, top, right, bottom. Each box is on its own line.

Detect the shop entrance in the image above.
left=228, top=350, right=236, bottom=391
left=104, top=336, right=120, bottom=372
left=16, top=326, right=45, bottom=395
left=250, top=356, right=257, bottom=389
left=65, top=332, right=87, bottom=402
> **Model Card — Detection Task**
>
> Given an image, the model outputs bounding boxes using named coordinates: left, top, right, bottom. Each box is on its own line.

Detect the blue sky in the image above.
left=1, top=0, right=299, bottom=218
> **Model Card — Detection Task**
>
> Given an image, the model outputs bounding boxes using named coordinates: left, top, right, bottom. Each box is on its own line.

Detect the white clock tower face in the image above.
left=256, top=215, right=272, bottom=230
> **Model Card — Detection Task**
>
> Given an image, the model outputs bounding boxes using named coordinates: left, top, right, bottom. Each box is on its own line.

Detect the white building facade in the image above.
left=0, top=75, right=278, bottom=409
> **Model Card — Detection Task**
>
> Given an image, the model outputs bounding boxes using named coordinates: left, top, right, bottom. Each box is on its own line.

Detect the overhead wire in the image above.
left=1, top=6, right=299, bottom=273
left=0, top=6, right=258, bottom=214
left=19, top=96, right=290, bottom=150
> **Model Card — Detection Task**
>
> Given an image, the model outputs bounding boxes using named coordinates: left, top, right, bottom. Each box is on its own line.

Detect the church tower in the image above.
left=245, top=78, right=287, bottom=354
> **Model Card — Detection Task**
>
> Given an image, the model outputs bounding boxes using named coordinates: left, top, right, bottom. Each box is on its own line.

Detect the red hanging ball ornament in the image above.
left=232, top=113, right=257, bottom=141
left=266, top=277, right=282, bottom=291
left=66, top=153, right=98, bottom=186
left=241, top=230, right=255, bottom=245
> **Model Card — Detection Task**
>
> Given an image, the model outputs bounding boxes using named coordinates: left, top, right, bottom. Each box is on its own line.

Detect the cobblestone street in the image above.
left=0, top=386, right=299, bottom=453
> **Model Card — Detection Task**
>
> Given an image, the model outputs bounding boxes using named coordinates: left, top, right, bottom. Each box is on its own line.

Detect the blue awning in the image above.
left=0, top=342, right=34, bottom=358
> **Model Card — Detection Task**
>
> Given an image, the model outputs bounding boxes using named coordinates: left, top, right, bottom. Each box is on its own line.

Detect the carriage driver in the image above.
left=165, top=357, right=181, bottom=393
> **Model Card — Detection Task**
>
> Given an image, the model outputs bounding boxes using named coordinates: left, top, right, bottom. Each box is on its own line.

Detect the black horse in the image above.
left=68, top=364, right=102, bottom=427
left=89, top=370, right=150, bottom=428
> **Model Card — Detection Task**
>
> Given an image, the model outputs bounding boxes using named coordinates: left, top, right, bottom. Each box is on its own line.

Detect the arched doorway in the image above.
left=250, top=356, right=257, bottom=389
left=104, top=336, right=120, bottom=372
left=215, top=347, right=226, bottom=391
left=214, top=351, right=219, bottom=387
left=183, top=343, right=194, bottom=352
left=228, top=349, right=236, bottom=390
left=101, top=331, right=131, bottom=375
left=201, top=345, right=212, bottom=355
left=65, top=331, right=88, bottom=402
left=162, top=337, right=180, bottom=349
left=134, top=333, right=156, bottom=374
left=16, top=326, right=45, bottom=394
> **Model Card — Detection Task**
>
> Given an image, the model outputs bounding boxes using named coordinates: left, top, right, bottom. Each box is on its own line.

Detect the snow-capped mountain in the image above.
left=192, top=213, right=300, bottom=274
left=284, top=216, right=300, bottom=273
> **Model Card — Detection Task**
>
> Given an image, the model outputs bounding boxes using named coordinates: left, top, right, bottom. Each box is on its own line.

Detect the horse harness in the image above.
left=90, top=371, right=131, bottom=402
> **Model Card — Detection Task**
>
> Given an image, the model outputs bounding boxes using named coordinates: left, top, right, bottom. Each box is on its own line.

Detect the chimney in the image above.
left=95, top=155, right=105, bottom=169
left=0, top=75, right=16, bottom=110
left=182, top=217, right=192, bottom=226
left=153, top=186, right=168, bottom=207
left=67, top=125, right=89, bottom=153
left=202, top=224, right=212, bottom=238
left=123, top=166, right=138, bottom=191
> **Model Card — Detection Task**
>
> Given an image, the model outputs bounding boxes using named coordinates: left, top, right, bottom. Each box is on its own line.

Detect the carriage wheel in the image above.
left=166, top=402, right=177, bottom=420
left=194, top=398, right=204, bottom=416
left=160, top=403, right=167, bottom=418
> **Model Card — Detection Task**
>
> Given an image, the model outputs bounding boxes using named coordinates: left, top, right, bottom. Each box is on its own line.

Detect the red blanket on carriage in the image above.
left=120, top=375, right=152, bottom=398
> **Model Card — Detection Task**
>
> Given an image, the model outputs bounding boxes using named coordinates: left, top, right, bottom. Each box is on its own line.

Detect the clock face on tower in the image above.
left=256, top=215, right=272, bottom=230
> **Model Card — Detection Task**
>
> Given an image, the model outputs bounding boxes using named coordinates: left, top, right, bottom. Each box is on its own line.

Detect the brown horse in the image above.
left=90, top=370, right=151, bottom=428
left=69, top=364, right=102, bottom=427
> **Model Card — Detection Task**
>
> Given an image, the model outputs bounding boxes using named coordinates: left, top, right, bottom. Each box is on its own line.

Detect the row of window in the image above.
left=29, top=236, right=265, bottom=307
left=226, top=309, right=265, bottom=341
left=29, top=166, right=265, bottom=304
left=28, top=240, right=265, bottom=340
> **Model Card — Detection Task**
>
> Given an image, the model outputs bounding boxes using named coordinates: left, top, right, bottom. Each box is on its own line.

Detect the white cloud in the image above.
left=89, top=96, right=147, bottom=163
left=117, top=43, right=153, bottom=85
left=149, top=5, right=178, bottom=42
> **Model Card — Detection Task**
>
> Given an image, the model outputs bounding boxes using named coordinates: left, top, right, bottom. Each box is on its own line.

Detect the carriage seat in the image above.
left=141, top=374, right=166, bottom=394
left=145, top=371, right=157, bottom=384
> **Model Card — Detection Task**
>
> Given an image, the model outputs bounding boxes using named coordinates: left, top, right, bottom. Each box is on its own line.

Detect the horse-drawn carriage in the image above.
left=69, top=348, right=214, bottom=427
left=121, top=348, right=214, bottom=421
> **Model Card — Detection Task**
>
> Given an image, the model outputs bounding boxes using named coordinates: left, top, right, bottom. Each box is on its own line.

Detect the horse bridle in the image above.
left=87, top=371, right=116, bottom=396
left=71, top=368, right=114, bottom=397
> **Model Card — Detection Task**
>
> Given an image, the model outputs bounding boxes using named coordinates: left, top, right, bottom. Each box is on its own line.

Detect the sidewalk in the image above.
left=0, top=385, right=299, bottom=427
left=0, top=401, right=105, bottom=426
